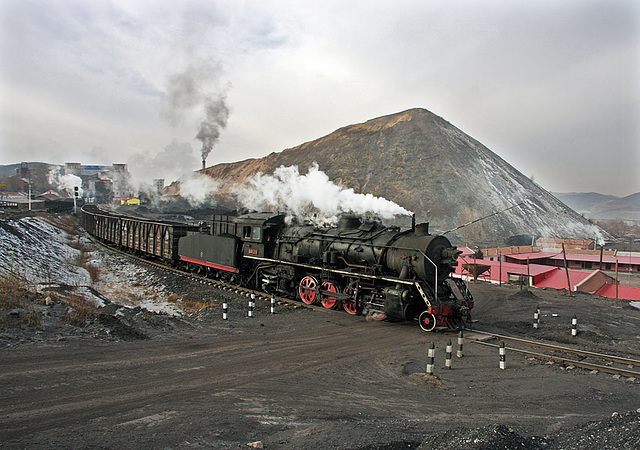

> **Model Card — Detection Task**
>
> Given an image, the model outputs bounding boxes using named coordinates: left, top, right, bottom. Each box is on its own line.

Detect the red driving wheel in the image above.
left=299, top=276, right=319, bottom=305
left=320, top=281, right=341, bottom=310
left=342, top=285, right=360, bottom=315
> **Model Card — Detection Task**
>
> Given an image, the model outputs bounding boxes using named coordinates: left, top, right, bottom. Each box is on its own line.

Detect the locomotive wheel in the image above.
left=343, top=299, right=359, bottom=315
left=370, top=311, right=387, bottom=321
left=342, top=286, right=360, bottom=315
left=299, top=276, right=319, bottom=305
left=419, top=311, right=437, bottom=332
left=320, top=281, right=341, bottom=310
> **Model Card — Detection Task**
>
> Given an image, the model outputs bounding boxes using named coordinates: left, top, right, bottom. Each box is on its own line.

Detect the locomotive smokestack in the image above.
left=412, top=214, right=416, bottom=232
left=202, top=158, right=206, bottom=170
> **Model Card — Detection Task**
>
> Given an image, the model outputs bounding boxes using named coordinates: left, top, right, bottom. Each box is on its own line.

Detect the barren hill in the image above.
left=203, top=108, right=605, bottom=243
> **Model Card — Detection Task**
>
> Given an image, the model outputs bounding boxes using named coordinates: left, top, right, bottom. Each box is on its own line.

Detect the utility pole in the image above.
left=562, top=243, right=572, bottom=296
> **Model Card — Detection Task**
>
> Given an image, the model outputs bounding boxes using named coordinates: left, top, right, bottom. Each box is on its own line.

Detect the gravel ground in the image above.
left=1, top=215, right=639, bottom=449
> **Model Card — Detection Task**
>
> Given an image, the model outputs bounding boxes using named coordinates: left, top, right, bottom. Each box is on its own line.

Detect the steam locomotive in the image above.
left=80, top=206, right=473, bottom=331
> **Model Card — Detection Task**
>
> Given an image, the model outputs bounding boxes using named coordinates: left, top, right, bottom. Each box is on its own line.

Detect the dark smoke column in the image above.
left=196, top=94, right=229, bottom=170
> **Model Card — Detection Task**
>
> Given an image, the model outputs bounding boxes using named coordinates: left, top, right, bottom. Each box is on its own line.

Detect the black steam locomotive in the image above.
left=81, top=206, right=473, bottom=331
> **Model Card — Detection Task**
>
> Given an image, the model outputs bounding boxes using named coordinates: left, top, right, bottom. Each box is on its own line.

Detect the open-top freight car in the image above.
left=80, top=205, right=200, bottom=264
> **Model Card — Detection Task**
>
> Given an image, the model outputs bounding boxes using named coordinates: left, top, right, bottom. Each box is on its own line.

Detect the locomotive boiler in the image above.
left=256, top=214, right=473, bottom=331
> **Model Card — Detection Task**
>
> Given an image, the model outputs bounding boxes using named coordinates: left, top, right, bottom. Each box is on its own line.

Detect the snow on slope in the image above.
left=0, top=216, right=182, bottom=315
left=436, top=119, right=610, bottom=243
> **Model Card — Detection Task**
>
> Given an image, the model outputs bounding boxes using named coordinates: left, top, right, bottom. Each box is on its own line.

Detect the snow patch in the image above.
left=0, top=216, right=183, bottom=316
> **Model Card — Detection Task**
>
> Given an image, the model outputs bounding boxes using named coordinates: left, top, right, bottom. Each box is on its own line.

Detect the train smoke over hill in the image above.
left=203, top=108, right=610, bottom=242
left=233, top=163, right=412, bottom=222
left=178, top=172, right=221, bottom=207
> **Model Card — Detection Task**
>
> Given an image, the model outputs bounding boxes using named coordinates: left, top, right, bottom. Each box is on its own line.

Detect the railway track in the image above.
left=94, top=239, right=312, bottom=311
left=468, top=329, right=640, bottom=379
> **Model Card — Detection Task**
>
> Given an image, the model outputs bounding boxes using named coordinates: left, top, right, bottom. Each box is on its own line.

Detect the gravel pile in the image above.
left=418, top=410, right=640, bottom=449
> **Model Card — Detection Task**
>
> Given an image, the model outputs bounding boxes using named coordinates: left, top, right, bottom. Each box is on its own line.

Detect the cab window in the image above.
left=243, top=225, right=262, bottom=240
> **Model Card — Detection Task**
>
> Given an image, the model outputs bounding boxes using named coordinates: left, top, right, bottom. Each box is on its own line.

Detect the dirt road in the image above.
left=1, top=283, right=639, bottom=449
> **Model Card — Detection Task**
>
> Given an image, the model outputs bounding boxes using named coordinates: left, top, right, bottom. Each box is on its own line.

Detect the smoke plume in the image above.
left=233, top=163, right=412, bottom=222
left=161, top=61, right=230, bottom=170
left=195, top=94, right=229, bottom=167
left=48, top=167, right=83, bottom=197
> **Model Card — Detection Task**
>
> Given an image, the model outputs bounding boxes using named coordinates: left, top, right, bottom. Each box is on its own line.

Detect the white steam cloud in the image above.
left=178, top=172, right=221, bottom=206
left=48, top=168, right=83, bottom=197
left=233, top=163, right=412, bottom=220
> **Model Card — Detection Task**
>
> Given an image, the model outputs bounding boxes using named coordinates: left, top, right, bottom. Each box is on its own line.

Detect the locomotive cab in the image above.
left=235, top=212, right=286, bottom=259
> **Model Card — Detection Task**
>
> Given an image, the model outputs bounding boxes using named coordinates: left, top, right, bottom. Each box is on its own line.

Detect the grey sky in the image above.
left=1, top=0, right=638, bottom=196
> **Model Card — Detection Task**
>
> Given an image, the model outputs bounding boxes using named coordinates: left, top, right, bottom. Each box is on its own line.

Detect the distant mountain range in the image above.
left=553, top=192, right=640, bottom=221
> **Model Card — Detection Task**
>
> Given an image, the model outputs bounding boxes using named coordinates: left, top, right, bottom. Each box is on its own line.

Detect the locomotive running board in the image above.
left=244, top=255, right=415, bottom=285
left=244, top=255, right=433, bottom=307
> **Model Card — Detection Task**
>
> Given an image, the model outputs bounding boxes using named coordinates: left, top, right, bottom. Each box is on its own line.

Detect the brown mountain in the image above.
left=202, top=108, right=606, bottom=244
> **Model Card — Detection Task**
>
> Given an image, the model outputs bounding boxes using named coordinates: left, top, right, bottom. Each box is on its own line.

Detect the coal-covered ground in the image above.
left=0, top=213, right=639, bottom=449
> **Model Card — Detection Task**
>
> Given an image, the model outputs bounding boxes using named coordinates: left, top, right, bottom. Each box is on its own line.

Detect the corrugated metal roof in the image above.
left=535, top=269, right=591, bottom=290
left=506, top=252, right=560, bottom=261
left=505, top=251, right=640, bottom=266
left=594, top=284, right=640, bottom=301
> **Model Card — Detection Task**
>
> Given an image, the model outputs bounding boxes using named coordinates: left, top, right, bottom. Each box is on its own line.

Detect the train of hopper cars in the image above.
left=80, top=205, right=473, bottom=331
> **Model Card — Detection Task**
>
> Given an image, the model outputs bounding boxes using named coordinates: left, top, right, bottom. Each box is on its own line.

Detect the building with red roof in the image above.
left=455, top=247, right=640, bottom=302
left=505, top=251, right=640, bottom=273
left=594, top=284, right=640, bottom=301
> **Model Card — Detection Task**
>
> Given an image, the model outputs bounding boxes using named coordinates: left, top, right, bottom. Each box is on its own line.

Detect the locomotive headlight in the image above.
left=441, top=247, right=462, bottom=265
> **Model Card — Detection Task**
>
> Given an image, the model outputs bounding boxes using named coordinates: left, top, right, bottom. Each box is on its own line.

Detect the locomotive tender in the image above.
left=81, top=205, right=473, bottom=331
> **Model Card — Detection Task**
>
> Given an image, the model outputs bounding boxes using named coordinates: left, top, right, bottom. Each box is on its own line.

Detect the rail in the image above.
left=469, top=329, right=640, bottom=378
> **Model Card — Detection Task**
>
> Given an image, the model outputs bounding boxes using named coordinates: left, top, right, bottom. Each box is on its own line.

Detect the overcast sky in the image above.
left=1, top=0, right=638, bottom=196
